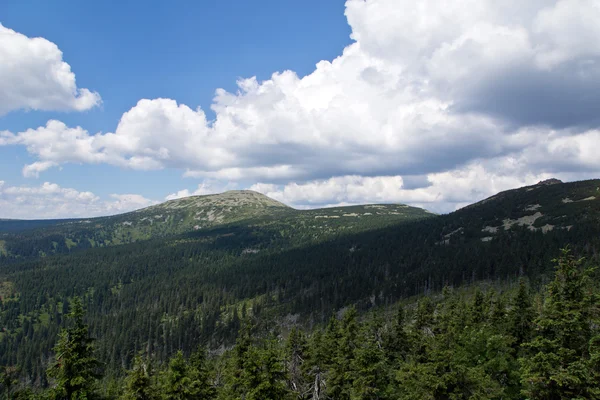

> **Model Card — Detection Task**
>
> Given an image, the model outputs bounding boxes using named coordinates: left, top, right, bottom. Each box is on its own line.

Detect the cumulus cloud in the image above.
left=0, top=23, right=101, bottom=115
left=165, top=181, right=239, bottom=201
left=2, top=0, right=600, bottom=213
left=248, top=160, right=598, bottom=213
left=0, top=181, right=157, bottom=219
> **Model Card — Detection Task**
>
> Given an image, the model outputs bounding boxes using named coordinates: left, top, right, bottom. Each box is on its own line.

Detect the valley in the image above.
left=1, top=179, right=599, bottom=398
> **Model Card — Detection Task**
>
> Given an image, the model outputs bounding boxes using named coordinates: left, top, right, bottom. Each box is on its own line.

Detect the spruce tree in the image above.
left=382, top=306, right=409, bottom=363
left=351, top=318, right=388, bottom=400
left=508, top=279, right=534, bottom=349
left=520, top=249, right=600, bottom=399
left=188, top=345, right=216, bottom=399
left=161, top=351, right=198, bottom=400
left=285, top=328, right=308, bottom=396
left=241, top=341, right=290, bottom=400
left=47, top=297, right=101, bottom=400
left=470, top=289, right=485, bottom=325
left=304, top=330, right=327, bottom=400
left=121, top=355, right=157, bottom=400
left=327, top=308, right=358, bottom=400
left=0, top=366, right=20, bottom=400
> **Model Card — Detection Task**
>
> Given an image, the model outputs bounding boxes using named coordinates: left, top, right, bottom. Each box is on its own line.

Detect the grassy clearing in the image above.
left=0, top=280, right=16, bottom=299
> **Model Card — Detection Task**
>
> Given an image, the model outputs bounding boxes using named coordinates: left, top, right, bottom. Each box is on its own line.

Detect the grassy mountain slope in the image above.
left=0, top=179, right=599, bottom=380
left=0, top=191, right=433, bottom=258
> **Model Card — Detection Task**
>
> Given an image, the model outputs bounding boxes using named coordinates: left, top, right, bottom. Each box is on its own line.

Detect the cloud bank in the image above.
left=0, top=181, right=156, bottom=219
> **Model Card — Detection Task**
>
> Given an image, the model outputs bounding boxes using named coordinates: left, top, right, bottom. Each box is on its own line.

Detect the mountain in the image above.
left=0, top=179, right=599, bottom=383
left=436, top=178, right=600, bottom=244
left=0, top=190, right=433, bottom=258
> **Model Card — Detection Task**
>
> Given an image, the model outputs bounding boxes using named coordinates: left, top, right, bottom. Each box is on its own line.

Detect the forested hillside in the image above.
left=0, top=190, right=432, bottom=259
left=3, top=249, right=599, bottom=399
left=1, top=179, right=600, bottom=398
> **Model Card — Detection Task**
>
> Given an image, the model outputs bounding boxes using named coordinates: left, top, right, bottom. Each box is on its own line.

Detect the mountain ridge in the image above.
left=1, top=178, right=600, bottom=379
left=0, top=189, right=433, bottom=257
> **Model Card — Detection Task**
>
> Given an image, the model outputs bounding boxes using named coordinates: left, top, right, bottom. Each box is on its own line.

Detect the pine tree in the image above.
left=47, top=296, right=101, bottom=400
left=285, top=328, right=308, bottom=396
left=161, top=351, right=198, bottom=400
left=520, top=248, right=600, bottom=399
left=0, top=366, right=20, bottom=400
left=304, top=330, right=327, bottom=400
left=241, top=341, right=290, bottom=400
left=382, top=307, right=409, bottom=363
left=188, top=345, right=216, bottom=399
left=351, top=317, right=388, bottom=400
left=121, top=355, right=157, bottom=400
left=508, top=279, right=534, bottom=349
left=327, top=308, right=358, bottom=400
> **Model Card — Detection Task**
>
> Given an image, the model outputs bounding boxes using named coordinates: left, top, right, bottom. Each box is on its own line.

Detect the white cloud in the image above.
left=165, top=180, right=239, bottom=201
left=0, top=181, right=157, bottom=219
left=0, top=24, right=101, bottom=115
left=249, top=160, right=599, bottom=213
left=1, top=0, right=600, bottom=213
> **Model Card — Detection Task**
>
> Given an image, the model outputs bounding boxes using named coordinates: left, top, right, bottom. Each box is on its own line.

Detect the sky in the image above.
left=1, top=0, right=600, bottom=219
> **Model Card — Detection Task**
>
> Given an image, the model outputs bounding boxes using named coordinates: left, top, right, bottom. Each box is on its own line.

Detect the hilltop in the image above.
left=438, top=178, right=600, bottom=244
left=0, top=178, right=599, bottom=381
left=0, top=190, right=433, bottom=258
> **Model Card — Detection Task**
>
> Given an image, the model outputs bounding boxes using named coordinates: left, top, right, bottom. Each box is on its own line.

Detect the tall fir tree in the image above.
left=520, top=249, right=600, bottom=399
left=47, top=297, right=101, bottom=400
left=508, top=279, right=534, bottom=349
left=121, top=355, right=157, bottom=400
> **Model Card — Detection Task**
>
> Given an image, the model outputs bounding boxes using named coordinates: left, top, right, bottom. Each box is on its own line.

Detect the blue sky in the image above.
left=1, top=0, right=600, bottom=218
left=0, top=0, right=351, bottom=199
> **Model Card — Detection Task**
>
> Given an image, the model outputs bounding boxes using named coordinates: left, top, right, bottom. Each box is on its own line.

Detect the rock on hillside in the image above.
left=440, top=178, right=600, bottom=244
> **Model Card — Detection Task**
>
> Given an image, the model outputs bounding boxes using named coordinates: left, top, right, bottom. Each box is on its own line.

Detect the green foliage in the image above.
left=1, top=180, right=600, bottom=398
left=46, top=297, right=101, bottom=400
left=121, top=355, right=157, bottom=400
left=160, top=349, right=215, bottom=400
left=0, top=365, right=20, bottom=399
left=508, top=278, right=535, bottom=349
left=2, top=246, right=599, bottom=398
left=520, top=248, right=600, bottom=399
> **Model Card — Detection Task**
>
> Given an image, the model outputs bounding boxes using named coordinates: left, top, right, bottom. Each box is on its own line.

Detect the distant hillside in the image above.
left=441, top=178, right=600, bottom=245
left=1, top=178, right=599, bottom=380
left=0, top=190, right=433, bottom=258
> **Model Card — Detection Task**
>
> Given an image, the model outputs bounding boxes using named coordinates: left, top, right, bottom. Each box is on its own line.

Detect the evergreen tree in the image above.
left=327, top=308, right=358, bottom=400
left=0, top=366, right=20, bottom=400
left=470, top=288, right=485, bottom=325
left=304, top=330, right=327, bottom=400
left=121, top=355, right=157, bottom=400
left=161, top=350, right=199, bottom=400
left=240, top=341, right=290, bottom=400
left=520, top=249, right=600, bottom=399
left=508, top=279, right=534, bottom=349
left=47, top=297, right=101, bottom=400
left=219, top=320, right=253, bottom=399
left=382, top=306, right=409, bottom=363
left=285, top=328, right=308, bottom=397
left=351, top=318, right=388, bottom=400
left=415, top=297, right=434, bottom=332
left=188, top=345, right=216, bottom=399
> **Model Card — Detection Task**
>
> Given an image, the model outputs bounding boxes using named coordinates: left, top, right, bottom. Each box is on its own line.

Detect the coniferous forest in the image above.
left=1, top=179, right=600, bottom=399
left=3, top=0, right=600, bottom=396
left=2, top=249, right=599, bottom=399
